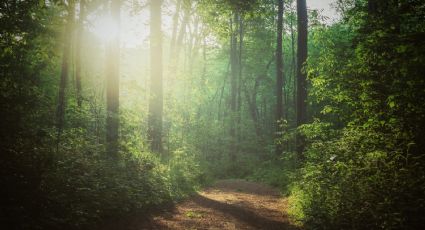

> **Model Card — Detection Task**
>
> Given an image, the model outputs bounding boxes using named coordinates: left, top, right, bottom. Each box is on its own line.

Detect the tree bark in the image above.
left=106, top=0, right=121, bottom=158
left=237, top=13, right=243, bottom=141
left=244, top=77, right=261, bottom=137
left=169, top=0, right=182, bottom=61
left=276, top=0, right=284, bottom=155
left=229, top=12, right=239, bottom=139
left=368, top=0, right=377, bottom=15
left=75, top=0, right=85, bottom=108
left=148, top=0, right=163, bottom=153
left=296, top=0, right=308, bottom=160
left=56, top=0, right=75, bottom=148
left=290, top=8, right=296, bottom=120
left=174, top=0, right=190, bottom=67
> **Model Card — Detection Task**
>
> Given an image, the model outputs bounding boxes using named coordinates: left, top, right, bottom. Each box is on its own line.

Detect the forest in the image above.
left=1, top=0, right=424, bottom=229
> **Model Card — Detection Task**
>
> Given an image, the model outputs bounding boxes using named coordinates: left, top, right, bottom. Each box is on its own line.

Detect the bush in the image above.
left=248, top=159, right=294, bottom=194
left=33, top=130, right=206, bottom=229
left=288, top=125, right=425, bottom=229
left=41, top=148, right=171, bottom=229
left=168, top=147, right=203, bottom=199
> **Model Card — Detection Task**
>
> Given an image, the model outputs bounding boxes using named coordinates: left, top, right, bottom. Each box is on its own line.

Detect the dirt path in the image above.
left=103, top=179, right=299, bottom=230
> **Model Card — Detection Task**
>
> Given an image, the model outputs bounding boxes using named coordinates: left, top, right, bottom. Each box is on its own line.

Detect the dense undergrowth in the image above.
left=286, top=125, right=425, bottom=229
left=2, top=128, right=204, bottom=230
left=249, top=0, right=425, bottom=229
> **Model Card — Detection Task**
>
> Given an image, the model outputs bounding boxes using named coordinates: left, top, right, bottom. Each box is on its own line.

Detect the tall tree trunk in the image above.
left=276, top=0, right=284, bottom=155
left=288, top=7, right=297, bottom=152
left=106, top=0, right=121, bottom=158
left=296, top=0, right=308, bottom=160
left=169, top=0, right=182, bottom=61
left=244, top=77, right=261, bottom=137
left=368, top=0, right=377, bottom=15
left=189, top=16, right=200, bottom=75
left=174, top=0, right=190, bottom=68
left=202, top=27, right=207, bottom=81
left=230, top=12, right=238, bottom=140
left=237, top=14, right=243, bottom=141
left=75, top=0, right=85, bottom=108
left=148, top=0, right=163, bottom=153
left=218, top=61, right=230, bottom=122
left=290, top=8, right=296, bottom=122
left=228, top=11, right=239, bottom=162
left=56, top=0, right=75, bottom=148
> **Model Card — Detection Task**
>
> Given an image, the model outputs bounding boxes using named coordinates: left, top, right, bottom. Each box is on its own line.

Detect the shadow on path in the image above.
left=192, top=194, right=298, bottom=230
left=97, top=180, right=300, bottom=230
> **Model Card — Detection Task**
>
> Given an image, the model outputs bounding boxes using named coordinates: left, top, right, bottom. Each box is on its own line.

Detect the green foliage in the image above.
left=248, top=159, right=293, bottom=194
left=2, top=0, right=425, bottom=229
left=289, top=127, right=425, bottom=229
left=42, top=147, right=171, bottom=228
left=286, top=184, right=306, bottom=225
left=168, top=147, right=204, bottom=198
left=32, top=130, right=204, bottom=229
left=285, top=0, right=425, bottom=228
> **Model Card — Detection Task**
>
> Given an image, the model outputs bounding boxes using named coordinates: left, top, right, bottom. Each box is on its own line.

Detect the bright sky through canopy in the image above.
left=90, top=0, right=337, bottom=48
left=307, top=0, right=337, bottom=20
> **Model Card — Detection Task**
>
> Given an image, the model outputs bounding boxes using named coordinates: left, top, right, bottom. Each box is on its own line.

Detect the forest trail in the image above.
left=102, top=179, right=299, bottom=230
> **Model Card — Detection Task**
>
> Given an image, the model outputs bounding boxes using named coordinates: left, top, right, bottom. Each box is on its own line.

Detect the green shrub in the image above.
left=37, top=130, right=206, bottom=229
left=168, top=147, right=203, bottom=199
left=248, top=159, right=293, bottom=194
left=41, top=148, right=171, bottom=228
left=288, top=125, right=425, bottom=229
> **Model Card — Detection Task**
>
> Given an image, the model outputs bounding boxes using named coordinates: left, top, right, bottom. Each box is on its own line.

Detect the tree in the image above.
left=275, top=0, right=284, bottom=155
left=296, top=0, right=307, bottom=159
left=56, top=0, right=75, bottom=147
left=148, top=0, right=163, bottom=153
left=75, top=0, right=85, bottom=108
left=106, top=0, right=121, bottom=158
left=170, top=0, right=182, bottom=61
left=237, top=13, right=244, bottom=141
left=289, top=3, right=296, bottom=121
left=174, top=0, right=190, bottom=69
left=229, top=10, right=239, bottom=159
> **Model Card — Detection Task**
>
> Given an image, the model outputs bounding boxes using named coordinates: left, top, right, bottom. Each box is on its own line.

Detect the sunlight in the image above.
left=90, top=10, right=149, bottom=47
left=92, top=14, right=119, bottom=43
left=90, top=8, right=171, bottom=48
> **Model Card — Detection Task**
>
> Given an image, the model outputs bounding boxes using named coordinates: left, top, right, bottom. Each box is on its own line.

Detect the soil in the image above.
left=100, top=179, right=299, bottom=230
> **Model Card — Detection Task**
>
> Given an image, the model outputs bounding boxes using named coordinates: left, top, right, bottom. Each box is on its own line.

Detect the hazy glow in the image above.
left=89, top=1, right=337, bottom=48
left=89, top=5, right=173, bottom=48
left=120, top=9, right=149, bottom=48
left=92, top=15, right=119, bottom=43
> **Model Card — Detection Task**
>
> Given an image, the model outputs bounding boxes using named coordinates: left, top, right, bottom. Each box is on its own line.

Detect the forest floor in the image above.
left=100, top=179, right=299, bottom=230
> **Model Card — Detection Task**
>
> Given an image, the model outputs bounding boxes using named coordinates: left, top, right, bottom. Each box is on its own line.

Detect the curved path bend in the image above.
left=102, top=179, right=299, bottom=230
